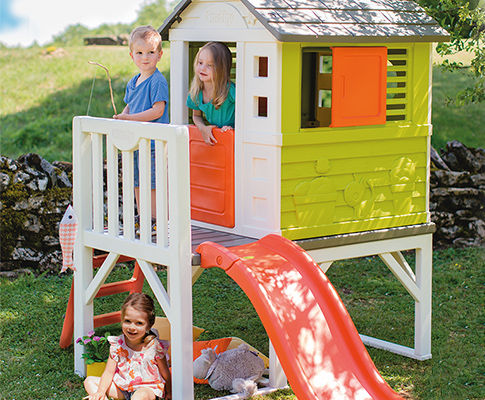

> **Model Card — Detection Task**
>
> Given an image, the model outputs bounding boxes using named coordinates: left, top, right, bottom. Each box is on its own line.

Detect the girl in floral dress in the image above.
left=84, top=293, right=171, bottom=400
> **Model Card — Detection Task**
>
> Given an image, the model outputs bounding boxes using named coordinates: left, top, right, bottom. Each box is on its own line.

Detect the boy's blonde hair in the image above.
left=129, top=25, right=162, bottom=52
left=189, top=42, right=232, bottom=109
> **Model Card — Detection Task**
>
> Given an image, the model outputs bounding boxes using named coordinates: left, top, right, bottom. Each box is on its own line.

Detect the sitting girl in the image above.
left=84, top=293, right=171, bottom=400
left=186, top=41, right=235, bottom=145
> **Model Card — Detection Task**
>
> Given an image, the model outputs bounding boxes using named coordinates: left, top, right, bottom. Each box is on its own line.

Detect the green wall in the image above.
left=280, top=42, right=431, bottom=240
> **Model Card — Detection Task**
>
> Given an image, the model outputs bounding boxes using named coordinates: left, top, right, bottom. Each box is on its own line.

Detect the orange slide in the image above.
left=197, top=234, right=403, bottom=400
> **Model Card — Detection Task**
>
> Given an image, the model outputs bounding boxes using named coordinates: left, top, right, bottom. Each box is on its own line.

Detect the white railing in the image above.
left=72, top=116, right=194, bottom=400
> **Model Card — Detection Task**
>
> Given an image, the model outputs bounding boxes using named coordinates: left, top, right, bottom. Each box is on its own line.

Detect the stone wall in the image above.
left=0, top=154, right=72, bottom=276
left=430, top=140, right=485, bottom=248
left=1, top=141, right=483, bottom=276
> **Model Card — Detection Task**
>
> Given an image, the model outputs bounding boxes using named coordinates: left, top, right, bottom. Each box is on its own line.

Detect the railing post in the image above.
left=72, top=117, right=94, bottom=377
left=167, top=126, right=194, bottom=400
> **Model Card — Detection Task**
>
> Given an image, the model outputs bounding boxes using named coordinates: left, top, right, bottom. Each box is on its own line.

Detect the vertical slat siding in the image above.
left=122, top=151, right=135, bottom=240
left=106, top=136, right=119, bottom=236
left=155, top=140, right=169, bottom=247
left=139, top=138, right=152, bottom=243
left=91, top=133, right=104, bottom=233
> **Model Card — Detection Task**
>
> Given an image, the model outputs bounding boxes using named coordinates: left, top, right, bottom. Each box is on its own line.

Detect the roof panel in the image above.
left=348, top=0, right=386, bottom=10
left=244, top=0, right=292, bottom=8
left=376, top=0, right=424, bottom=12
left=274, top=9, right=321, bottom=23
left=347, top=9, right=393, bottom=24
left=343, top=23, right=391, bottom=37
left=313, top=9, right=356, bottom=24
left=383, top=23, right=448, bottom=37
left=382, top=11, right=437, bottom=25
left=306, top=23, right=353, bottom=36
left=256, top=8, right=286, bottom=23
left=267, top=21, right=319, bottom=38
left=283, top=0, right=327, bottom=8
left=160, top=0, right=450, bottom=42
left=318, top=0, right=363, bottom=10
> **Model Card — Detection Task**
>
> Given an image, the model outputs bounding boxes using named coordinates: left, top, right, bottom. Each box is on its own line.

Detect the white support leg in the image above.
left=72, top=117, right=95, bottom=377
left=73, top=246, right=94, bottom=377
left=306, top=234, right=433, bottom=360
left=269, top=340, right=287, bottom=388
left=414, top=234, right=433, bottom=360
left=167, top=127, right=194, bottom=400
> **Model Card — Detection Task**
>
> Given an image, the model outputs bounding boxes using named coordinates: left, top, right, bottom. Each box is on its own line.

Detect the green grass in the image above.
left=0, top=45, right=483, bottom=163
left=431, top=67, right=485, bottom=151
left=0, top=46, right=169, bottom=162
left=1, top=247, right=483, bottom=399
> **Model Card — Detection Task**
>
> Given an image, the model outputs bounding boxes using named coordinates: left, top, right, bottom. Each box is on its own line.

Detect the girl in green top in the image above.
left=187, top=42, right=235, bottom=145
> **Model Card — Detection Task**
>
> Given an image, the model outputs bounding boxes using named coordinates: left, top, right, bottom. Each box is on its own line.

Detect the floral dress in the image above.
left=108, top=334, right=169, bottom=397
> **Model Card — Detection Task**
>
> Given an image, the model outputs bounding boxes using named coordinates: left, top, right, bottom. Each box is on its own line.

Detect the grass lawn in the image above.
left=0, top=247, right=483, bottom=399
left=0, top=46, right=169, bottom=162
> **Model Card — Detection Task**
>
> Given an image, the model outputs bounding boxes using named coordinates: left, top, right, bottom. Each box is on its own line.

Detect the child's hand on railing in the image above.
left=200, top=125, right=217, bottom=145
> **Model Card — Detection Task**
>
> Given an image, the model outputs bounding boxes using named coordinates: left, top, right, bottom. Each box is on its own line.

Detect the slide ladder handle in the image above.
left=196, top=241, right=240, bottom=271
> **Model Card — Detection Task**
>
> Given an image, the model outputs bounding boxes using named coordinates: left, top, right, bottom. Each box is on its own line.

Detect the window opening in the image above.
left=258, top=56, right=268, bottom=77
left=187, top=42, right=237, bottom=125
left=301, top=49, right=332, bottom=128
left=301, top=46, right=389, bottom=129
left=257, top=97, right=268, bottom=117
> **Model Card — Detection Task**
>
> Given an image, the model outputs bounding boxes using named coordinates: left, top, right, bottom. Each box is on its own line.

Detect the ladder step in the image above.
left=97, top=279, right=139, bottom=297
left=94, top=311, right=122, bottom=328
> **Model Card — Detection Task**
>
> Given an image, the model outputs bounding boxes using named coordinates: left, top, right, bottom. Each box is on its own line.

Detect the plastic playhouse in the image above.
left=65, top=1, right=449, bottom=399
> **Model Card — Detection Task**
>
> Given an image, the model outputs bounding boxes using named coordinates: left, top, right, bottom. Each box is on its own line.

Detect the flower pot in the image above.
left=86, top=361, right=106, bottom=377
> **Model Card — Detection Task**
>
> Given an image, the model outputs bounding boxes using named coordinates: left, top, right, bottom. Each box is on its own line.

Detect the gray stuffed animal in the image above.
left=193, top=344, right=267, bottom=398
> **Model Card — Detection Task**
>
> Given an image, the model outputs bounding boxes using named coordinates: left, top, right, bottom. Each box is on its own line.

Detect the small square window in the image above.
left=258, top=57, right=268, bottom=77
left=257, top=97, right=268, bottom=117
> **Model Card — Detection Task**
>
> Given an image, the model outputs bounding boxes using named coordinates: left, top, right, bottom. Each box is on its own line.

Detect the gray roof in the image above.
left=159, top=0, right=450, bottom=42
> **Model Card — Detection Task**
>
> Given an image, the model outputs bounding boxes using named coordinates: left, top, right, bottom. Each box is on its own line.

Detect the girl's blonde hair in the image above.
left=129, top=25, right=162, bottom=52
left=189, top=42, right=232, bottom=109
left=121, top=293, right=157, bottom=344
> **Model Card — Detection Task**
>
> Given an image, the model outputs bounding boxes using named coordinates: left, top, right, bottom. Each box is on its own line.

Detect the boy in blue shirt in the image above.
left=114, top=25, right=168, bottom=219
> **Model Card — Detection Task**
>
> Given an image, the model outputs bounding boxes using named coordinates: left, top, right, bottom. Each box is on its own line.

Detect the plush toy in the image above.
left=193, top=343, right=267, bottom=398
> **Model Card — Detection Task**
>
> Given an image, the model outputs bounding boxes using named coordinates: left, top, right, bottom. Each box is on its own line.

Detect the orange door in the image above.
left=189, top=125, right=235, bottom=228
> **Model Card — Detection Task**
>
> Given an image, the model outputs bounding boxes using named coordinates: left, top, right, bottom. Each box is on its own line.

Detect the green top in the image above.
left=186, top=82, right=235, bottom=128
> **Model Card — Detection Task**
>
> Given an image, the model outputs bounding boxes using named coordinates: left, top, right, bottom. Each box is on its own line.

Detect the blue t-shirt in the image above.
left=124, top=69, right=169, bottom=123
left=186, top=82, right=235, bottom=128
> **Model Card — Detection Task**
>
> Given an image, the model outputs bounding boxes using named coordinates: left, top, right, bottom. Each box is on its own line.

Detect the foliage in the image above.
left=49, top=0, right=174, bottom=47
left=135, top=0, right=174, bottom=28
left=0, top=248, right=484, bottom=399
left=76, top=330, right=110, bottom=364
left=51, top=23, right=133, bottom=47
left=417, top=0, right=485, bottom=104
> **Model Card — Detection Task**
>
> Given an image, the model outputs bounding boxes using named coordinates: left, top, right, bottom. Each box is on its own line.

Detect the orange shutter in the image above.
left=189, top=125, right=235, bottom=228
left=330, top=47, right=387, bottom=127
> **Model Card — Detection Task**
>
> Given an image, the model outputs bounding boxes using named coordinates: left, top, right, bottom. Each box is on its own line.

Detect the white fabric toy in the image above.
left=193, top=343, right=267, bottom=398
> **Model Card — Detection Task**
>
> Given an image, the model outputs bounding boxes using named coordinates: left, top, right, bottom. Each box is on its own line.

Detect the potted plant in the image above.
left=76, top=330, right=110, bottom=376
